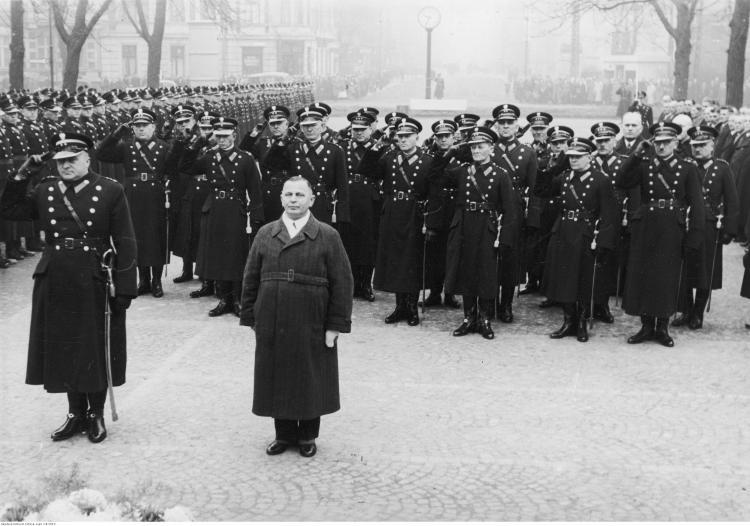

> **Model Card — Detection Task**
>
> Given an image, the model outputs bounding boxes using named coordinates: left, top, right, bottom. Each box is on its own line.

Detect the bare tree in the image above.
left=51, top=0, right=114, bottom=91
left=9, top=0, right=24, bottom=90
left=726, top=0, right=750, bottom=107
left=122, top=0, right=167, bottom=88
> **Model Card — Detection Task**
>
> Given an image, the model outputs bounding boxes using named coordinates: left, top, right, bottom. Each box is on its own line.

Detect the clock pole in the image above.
left=425, top=27, right=433, bottom=99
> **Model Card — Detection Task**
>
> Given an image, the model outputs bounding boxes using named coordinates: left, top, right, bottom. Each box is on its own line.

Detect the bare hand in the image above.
left=325, top=330, right=339, bottom=348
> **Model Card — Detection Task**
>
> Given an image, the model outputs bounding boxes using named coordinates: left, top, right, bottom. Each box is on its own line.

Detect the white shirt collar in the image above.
left=282, top=210, right=311, bottom=238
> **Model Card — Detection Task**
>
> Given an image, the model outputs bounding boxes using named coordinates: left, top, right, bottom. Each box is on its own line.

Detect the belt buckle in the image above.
left=140, top=173, right=148, bottom=182
left=397, top=191, right=405, bottom=200
left=63, top=238, right=75, bottom=250
left=469, top=202, right=477, bottom=211
left=567, top=211, right=576, bottom=220
left=287, top=269, right=294, bottom=282
left=658, top=198, right=666, bottom=208
left=269, top=177, right=279, bottom=185
left=353, top=174, right=362, bottom=183
left=218, top=190, right=226, bottom=199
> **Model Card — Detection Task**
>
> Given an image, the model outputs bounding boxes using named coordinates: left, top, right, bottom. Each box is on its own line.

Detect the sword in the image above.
left=164, top=181, right=171, bottom=277
left=706, top=214, right=723, bottom=313
left=421, top=211, right=427, bottom=316
left=589, top=219, right=601, bottom=330
left=101, top=249, right=119, bottom=422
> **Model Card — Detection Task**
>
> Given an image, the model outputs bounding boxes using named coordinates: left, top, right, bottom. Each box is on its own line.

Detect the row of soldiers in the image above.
left=0, top=86, right=743, bottom=348
left=0, top=82, right=315, bottom=268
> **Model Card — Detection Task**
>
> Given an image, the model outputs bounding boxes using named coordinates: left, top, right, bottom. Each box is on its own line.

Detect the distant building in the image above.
left=0, top=0, right=340, bottom=89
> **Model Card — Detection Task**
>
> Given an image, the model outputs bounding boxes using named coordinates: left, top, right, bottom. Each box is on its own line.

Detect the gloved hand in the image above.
left=721, top=232, right=734, bottom=245
left=424, top=229, right=438, bottom=243
left=113, top=123, right=130, bottom=139
left=109, top=296, right=132, bottom=314
left=325, top=330, right=339, bottom=349
left=634, top=140, right=652, bottom=158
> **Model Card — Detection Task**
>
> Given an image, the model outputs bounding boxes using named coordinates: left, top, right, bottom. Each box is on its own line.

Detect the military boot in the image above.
left=452, top=297, right=477, bottom=336
left=385, top=294, right=408, bottom=324
left=653, top=317, right=674, bottom=347
left=576, top=303, right=589, bottom=343
left=628, top=316, right=655, bottom=344
left=137, top=266, right=152, bottom=295
left=550, top=303, right=577, bottom=338
left=477, top=299, right=494, bottom=340
left=406, top=293, right=420, bottom=326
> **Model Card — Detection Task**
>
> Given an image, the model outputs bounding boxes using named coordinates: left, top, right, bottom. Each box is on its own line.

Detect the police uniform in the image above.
left=537, top=137, right=618, bottom=343
left=673, top=126, right=739, bottom=329
left=372, top=117, right=433, bottom=326
left=491, top=104, right=539, bottom=322
left=96, top=108, right=173, bottom=297
left=0, top=131, right=137, bottom=443
left=442, top=127, right=517, bottom=340
left=183, top=117, right=264, bottom=317
left=61, top=97, right=85, bottom=134
left=616, top=122, right=706, bottom=347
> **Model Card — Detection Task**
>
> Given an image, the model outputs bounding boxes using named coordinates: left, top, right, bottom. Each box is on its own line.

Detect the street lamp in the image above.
left=418, top=6, right=441, bottom=99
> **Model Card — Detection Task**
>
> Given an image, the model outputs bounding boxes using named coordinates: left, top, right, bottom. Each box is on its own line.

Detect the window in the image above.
left=242, top=47, right=263, bottom=75
left=280, top=0, right=292, bottom=25
left=122, top=45, right=137, bottom=77
left=171, top=45, right=185, bottom=78
left=247, top=1, right=261, bottom=24
left=168, top=0, right=185, bottom=22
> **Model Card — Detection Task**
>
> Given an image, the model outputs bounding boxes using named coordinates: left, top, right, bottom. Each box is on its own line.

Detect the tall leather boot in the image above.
left=453, top=296, right=477, bottom=336
left=406, top=293, right=420, bottom=326
left=592, top=300, right=614, bottom=323
left=628, top=315, right=655, bottom=344
left=497, top=286, right=514, bottom=323
left=550, top=303, right=577, bottom=338
left=385, top=293, right=407, bottom=324
left=151, top=265, right=164, bottom=298
left=190, top=279, right=215, bottom=298
left=361, top=267, right=375, bottom=302
left=576, top=302, right=589, bottom=342
left=653, top=317, right=674, bottom=347
left=137, top=266, right=151, bottom=295
left=352, top=267, right=363, bottom=298
left=477, top=298, right=494, bottom=340
left=423, top=288, right=442, bottom=307
left=173, top=259, right=194, bottom=283
left=690, top=289, right=708, bottom=330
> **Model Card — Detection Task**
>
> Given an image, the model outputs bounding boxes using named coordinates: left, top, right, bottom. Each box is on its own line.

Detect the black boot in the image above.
left=673, top=288, right=694, bottom=327
left=593, top=302, right=614, bottom=323
left=628, top=316, right=655, bottom=344
left=453, top=297, right=477, bottom=336
left=385, top=294, right=407, bottom=324
left=653, top=317, right=674, bottom=347
left=497, top=287, right=514, bottom=322
left=477, top=299, right=494, bottom=340
left=576, top=303, right=589, bottom=342
left=422, top=289, right=442, bottom=307
left=137, top=266, right=151, bottom=295
left=151, top=266, right=164, bottom=298
left=690, top=289, right=708, bottom=330
left=406, top=293, right=420, bottom=326
left=352, top=267, right=364, bottom=298
left=173, top=260, right=194, bottom=283
left=209, top=298, right=234, bottom=317
left=550, top=303, right=577, bottom=338
left=361, top=267, right=375, bottom=302
left=51, top=413, right=85, bottom=441
left=190, top=280, right=215, bottom=298
left=86, top=411, right=107, bottom=443
left=671, top=312, right=690, bottom=327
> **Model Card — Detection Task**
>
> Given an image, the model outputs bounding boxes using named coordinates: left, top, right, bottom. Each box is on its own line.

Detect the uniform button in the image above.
left=92, top=196, right=99, bottom=202
left=53, top=232, right=60, bottom=238
left=48, top=207, right=54, bottom=212
left=89, top=208, right=95, bottom=213
left=48, top=196, right=53, bottom=201
left=83, top=246, right=90, bottom=252
left=50, top=219, right=56, bottom=225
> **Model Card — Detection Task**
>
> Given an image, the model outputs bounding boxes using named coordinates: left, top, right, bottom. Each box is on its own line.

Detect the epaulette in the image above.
left=41, top=175, right=56, bottom=182
left=714, top=158, right=730, bottom=166
left=103, top=175, right=118, bottom=183
left=682, top=157, right=698, bottom=165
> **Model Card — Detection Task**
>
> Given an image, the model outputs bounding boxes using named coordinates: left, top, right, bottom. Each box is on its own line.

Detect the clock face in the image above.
left=418, top=6, right=441, bottom=29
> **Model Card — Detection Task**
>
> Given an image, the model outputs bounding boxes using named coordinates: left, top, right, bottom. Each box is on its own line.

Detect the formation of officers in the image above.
left=0, top=83, right=743, bottom=349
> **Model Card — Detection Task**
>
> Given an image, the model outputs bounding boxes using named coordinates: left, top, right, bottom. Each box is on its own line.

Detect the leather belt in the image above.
left=645, top=198, right=678, bottom=209
left=194, top=174, right=207, bottom=181
left=561, top=210, right=583, bottom=221
left=394, top=190, right=412, bottom=201
left=261, top=270, right=329, bottom=287
left=350, top=174, right=369, bottom=184
left=128, top=172, right=158, bottom=182
left=50, top=237, right=104, bottom=252
left=465, top=201, right=491, bottom=212
left=214, top=188, right=242, bottom=200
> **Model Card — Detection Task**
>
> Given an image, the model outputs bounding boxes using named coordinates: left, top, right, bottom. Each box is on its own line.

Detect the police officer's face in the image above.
left=81, top=108, right=93, bottom=117
left=595, top=138, right=614, bottom=156
left=396, top=132, right=418, bottom=152
left=568, top=153, right=590, bottom=171
left=57, top=151, right=90, bottom=181
left=550, top=140, right=568, bottom=155
left=351, top=126, right=371, bottom=143
left=281, top=179, right=315, bottom=220
left=269, top=120, right=289, bottom=137
left=94, top=105, right=105, bottom=115
left=301, top=120, right=322, bottom=142
left=21, top=108, right=38, bottom=121
left=470, top=142, right=492, bottom=162
left=199, top=126, right=212, bottom=138
left=691, top=141, right=714, bottom=160
left=495, top=119, right=517, bottom=139
left=531, top=128, right=547, bottom=142
left=133, top=122, right=155, bottom=140
left=44, top=109, right=61, bottom=122
left=215, top=131, right=236, bottom=149
left=2, top=112, right=19, bottom=124
left=654, top=139, right=677, bottom=158
left=67, top=108, right=81, bottom=119
left=435, top=132, right=454, bottom=150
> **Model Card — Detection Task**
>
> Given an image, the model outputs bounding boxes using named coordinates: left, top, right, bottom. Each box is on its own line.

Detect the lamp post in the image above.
left=418, top=6, right=441, bottom=99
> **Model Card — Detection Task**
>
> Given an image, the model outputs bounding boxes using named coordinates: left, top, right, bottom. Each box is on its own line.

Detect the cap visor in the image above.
left=53, top=150, right=83, bottom=160
left=565, top=150, right=587, bottom=156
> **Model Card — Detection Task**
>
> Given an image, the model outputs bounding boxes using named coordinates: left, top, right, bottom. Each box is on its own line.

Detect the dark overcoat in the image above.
left=186, top=146, right=264, bottom=281
left=0, top=172, right=137, bottom=393
left=616, top=154, right=705, bottom=318
left=443, top=161, right=517, bottom=298
left=538, top=166, right=618, bottom=303
left=241, top=134, right=293, bottom=224
left=172, top=138, right=212, bottom=261
left=289, top=140, right=350, bottom=224
left=96, top=134, right=173, bottom=266
left=240, top=215, right=353, bottom=420
left=373, top=148, right=433, bottom=293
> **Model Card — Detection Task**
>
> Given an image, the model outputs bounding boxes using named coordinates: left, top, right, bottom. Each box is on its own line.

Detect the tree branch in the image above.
left=134, top=0, right=151, bottom=39
left=50, top=0, right=70, bottom=44
left=650, top=0, right=676, bottom=39
left=83, top=0, right=114, bottom=37
left=122, top=0, right=149, bottom=40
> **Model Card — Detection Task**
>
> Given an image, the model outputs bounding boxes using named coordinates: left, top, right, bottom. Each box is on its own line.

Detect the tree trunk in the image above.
left=672, top=2, right=692, bottom=99
left=726, top=0, right=750, bottom=107
left=63, top=43, right=84, bottom=92
left=146, top=0, right=167, bottom=87
left=9, top=0, right=24, bottom=90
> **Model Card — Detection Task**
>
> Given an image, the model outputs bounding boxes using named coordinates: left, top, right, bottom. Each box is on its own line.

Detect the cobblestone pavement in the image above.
left=1, top=241, right=749, bottom=521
